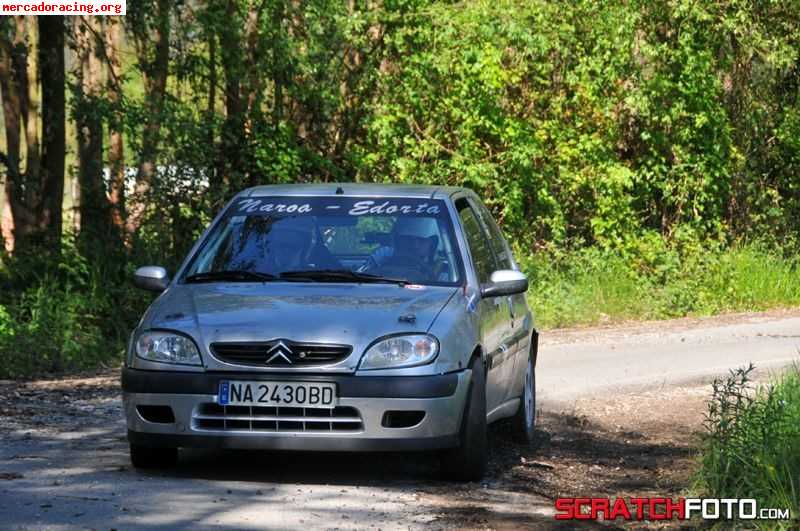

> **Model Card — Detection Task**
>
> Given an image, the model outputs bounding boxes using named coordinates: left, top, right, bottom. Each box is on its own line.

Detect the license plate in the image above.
left=218, top=381, right=337, bottom=408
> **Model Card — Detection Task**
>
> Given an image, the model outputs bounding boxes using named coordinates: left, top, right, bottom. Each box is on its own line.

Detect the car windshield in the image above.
left=183, top=196, right=464, bottom=286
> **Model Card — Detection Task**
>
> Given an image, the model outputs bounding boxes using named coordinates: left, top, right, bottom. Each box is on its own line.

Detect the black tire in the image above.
left=130, top=444, right=178, bottom=469
left=511, top=350, right=536, bottom=444
left=440, top=356, right=488, bottom=482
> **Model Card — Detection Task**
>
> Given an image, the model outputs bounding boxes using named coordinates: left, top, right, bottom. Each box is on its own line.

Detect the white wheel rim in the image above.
left=524, top=358, right=534, bottom=429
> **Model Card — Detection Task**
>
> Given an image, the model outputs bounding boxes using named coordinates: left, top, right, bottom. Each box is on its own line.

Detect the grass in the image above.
left=695, top=364, right=800, bottom=529
left=521, top=242, right=800, bottom=329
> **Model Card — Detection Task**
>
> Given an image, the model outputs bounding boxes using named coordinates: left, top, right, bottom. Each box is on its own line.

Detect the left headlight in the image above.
left=135, top=331, right=203, bottom=366
left=359, top=334, right=439, bottom=370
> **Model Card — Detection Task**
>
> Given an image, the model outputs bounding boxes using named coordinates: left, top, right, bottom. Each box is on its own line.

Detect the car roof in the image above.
left=242, top=183, right=470, bottom=200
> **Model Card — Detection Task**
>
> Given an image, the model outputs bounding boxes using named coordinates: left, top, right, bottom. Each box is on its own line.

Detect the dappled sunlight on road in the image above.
left=0, top=396, right=557, bottom=529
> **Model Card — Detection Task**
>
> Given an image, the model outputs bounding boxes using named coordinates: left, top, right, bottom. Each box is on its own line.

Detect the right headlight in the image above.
left=359, top=334, right=439, bottom=370
left=135, top=330, right=203, bottom=366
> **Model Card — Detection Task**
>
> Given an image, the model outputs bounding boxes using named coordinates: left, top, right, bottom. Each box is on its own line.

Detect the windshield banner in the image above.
left=233, top=197, right=444, bottom=217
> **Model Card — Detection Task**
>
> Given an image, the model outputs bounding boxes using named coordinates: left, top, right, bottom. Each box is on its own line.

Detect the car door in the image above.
left=469, top=197, right=529, bottom=362
left=455, top=198, right=515, bottom=413
left=468, top=197, right=526, bottom=402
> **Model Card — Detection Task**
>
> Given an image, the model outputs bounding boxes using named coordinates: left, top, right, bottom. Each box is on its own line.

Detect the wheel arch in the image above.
left=470, top=344, right=487, bottom=375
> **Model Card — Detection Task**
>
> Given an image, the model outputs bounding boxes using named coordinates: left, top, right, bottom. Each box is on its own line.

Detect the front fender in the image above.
left=429, top=289, right=480, bottom=374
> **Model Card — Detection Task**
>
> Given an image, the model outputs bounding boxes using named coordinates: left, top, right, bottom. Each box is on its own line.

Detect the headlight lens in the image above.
left=135, top=331, right=202, bottom=366
left=359, top=334, right=439, bottom=370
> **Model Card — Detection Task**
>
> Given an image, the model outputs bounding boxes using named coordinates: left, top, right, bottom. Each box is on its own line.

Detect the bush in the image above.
left=695, top=364, right=800, bottom=529
left=0, top=241, right=146, bottom=379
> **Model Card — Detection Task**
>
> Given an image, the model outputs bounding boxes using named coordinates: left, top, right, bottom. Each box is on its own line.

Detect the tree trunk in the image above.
left=106, top=16, right=125, bottom=233
left=206, top=26, right=223, bottom=199
left=0, top=21, right=23, bottom=252
left=0, top=17, right=65, bottom=250
left=74, top=16, right=106, bottom=241
left=0, top=188, right=12, bottom=251
left=0, top=17, right=34, bottom=243
left=37, top=16, right=65, bottom=243
left=219, top=0, right=244, bottom=186
left=23, top=17, right=40, bottom=186
left=0, top=17, right=36, bottom=247
left=207, top=28, right=216, bottom=140
left=0, top=24, right=21, bottom=174
left=127, top=0, right=171, bottom=237
left=244, top=1, right=264, bottom=131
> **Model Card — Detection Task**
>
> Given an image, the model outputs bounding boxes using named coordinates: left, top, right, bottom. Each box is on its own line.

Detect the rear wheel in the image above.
left=130, top=444, right=178, bottom=469
left=511, top=351, right=536, bottom=444
left=440, top=357, right=488, bottom=482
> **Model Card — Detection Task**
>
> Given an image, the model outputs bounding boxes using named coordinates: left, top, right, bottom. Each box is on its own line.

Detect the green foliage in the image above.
left=0, top=240, right=147, bottom=379
left=695, top=364, right=800, bottom=529
left=119, top=0, right=800, bottom=257
left=523, top=237, right=800, bottom=329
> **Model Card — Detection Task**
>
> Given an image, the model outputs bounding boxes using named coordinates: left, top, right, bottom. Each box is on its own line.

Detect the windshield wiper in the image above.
left=185, top=270, right=278, bottom=283
left=279, top=269, right=411, bottom=285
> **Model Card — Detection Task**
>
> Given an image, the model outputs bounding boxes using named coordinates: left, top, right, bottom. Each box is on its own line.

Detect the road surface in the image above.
left=1, top=310, right=798, bottom=530
left=538, top=309, right=800, bottom=404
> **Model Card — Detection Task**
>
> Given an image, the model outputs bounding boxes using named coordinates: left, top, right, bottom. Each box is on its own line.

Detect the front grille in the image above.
left=210, top=340, right=352, bottom=367
left=192, top=403, right=363, bottom=433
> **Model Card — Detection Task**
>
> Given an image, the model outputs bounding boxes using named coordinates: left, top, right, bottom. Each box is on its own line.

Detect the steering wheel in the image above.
left=358, top=255, right=380, bottom=273
left=381, top=255, right=432, bottom=281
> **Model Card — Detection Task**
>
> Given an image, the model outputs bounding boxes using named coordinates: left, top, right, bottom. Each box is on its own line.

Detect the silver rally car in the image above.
left=124, top=184, right=537, bottom=480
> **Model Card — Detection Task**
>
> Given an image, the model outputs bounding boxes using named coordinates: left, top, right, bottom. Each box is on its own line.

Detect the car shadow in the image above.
left=144, top=417, right=528, bottom=486
left=165, top=446, right=444, bottom=485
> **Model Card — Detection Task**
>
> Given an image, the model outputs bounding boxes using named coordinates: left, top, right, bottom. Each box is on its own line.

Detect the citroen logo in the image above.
left=265, top=340, right=293, bottom=365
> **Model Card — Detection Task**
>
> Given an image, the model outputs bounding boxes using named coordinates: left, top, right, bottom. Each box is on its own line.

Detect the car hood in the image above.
left=144, top=282, right=458, bottom=370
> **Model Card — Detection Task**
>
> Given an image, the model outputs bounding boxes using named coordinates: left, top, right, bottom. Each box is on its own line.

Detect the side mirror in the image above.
left=134, top=266, right=170, bottom=293
left=480, top=269, right=528, bottom=298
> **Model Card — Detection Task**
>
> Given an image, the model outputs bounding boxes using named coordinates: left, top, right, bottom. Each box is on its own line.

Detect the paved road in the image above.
left=1, top=310, right=798, bottom=530
left=538, top=310, right=800, bottom=404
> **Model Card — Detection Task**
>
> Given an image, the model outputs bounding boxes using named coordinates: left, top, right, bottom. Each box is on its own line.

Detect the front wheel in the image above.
left=511, top=351, right=536, bottom=444
left=440, top=357, right=488, bottom=482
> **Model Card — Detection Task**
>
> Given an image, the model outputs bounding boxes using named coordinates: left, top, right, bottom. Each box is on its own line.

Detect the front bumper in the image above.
left=122, top=368, right=470, bottom=452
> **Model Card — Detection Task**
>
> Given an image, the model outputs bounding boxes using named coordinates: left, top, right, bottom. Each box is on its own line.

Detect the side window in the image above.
left=471, top=199, right=512, bottom=270
left=456, top=198, right=496, bottom=284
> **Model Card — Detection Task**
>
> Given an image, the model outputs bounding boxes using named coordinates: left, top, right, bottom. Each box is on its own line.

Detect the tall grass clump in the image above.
left=521, top=238, right=800, bottom=329
left=695, top=364, right=800, bottom=528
